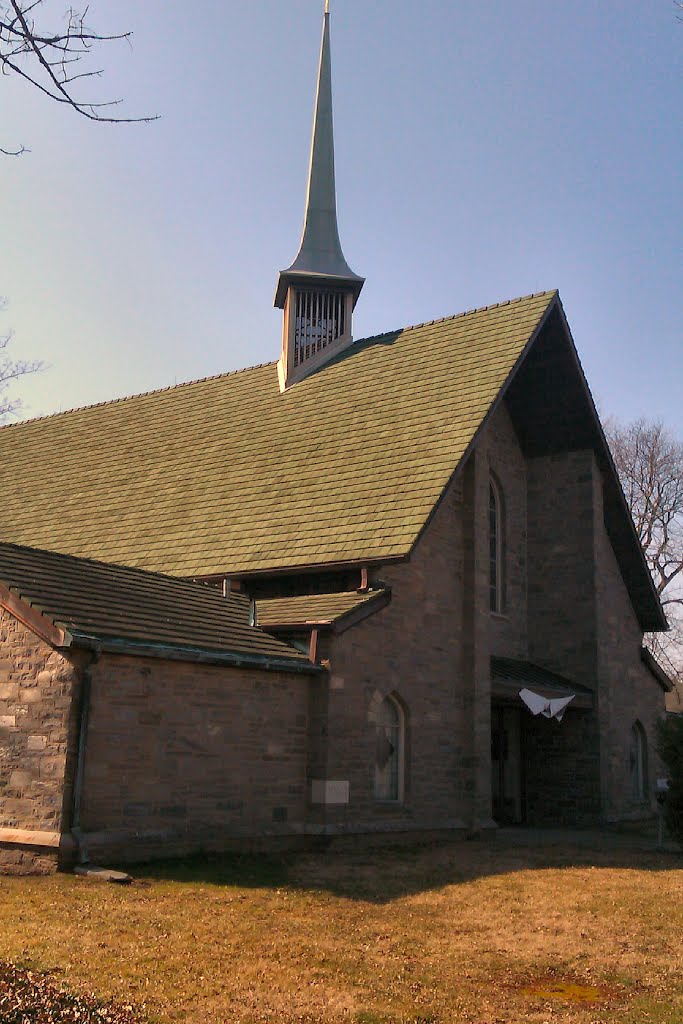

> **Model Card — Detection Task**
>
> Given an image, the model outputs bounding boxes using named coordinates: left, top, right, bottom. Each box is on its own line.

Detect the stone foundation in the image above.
left=0, top=843, right=59, bottom=875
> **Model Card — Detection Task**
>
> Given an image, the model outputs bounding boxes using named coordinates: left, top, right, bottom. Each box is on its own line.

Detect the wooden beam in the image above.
left=0, top=583, right=72, bottom=649
left=0, top=827, right=63, bottom=849
left=309, top=629, right=319, bottom=664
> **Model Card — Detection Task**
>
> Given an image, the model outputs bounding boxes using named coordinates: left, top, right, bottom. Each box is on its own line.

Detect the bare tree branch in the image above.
left=0, top=0, right=157, bottom=152
left=606, top=417, right=683, bottom=689
left=0, top=299, right=44, bottom=422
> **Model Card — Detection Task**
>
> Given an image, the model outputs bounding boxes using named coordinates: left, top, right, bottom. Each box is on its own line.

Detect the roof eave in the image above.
left=0, top=582, right=73, bottom=649
left=274, top=269, right=365, bottom=310
left=70, top=632, right=322, bottom=674
left=641, top=646, right=674, bottom=692
left=226, top=554, right=404, bottom=582
left=551, top=299, right=668, bottom=633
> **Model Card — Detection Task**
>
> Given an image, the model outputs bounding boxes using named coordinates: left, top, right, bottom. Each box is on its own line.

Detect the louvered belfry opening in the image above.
left=274, top=5, right=364, bottom=390
left=294, top=288, right=346, bottom=367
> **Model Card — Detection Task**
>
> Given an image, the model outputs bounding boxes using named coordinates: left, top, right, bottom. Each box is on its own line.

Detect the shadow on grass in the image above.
left=125, top=830, right=681, bottom=904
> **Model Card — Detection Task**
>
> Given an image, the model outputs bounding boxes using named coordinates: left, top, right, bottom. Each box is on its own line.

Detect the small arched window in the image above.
left=489, top=477, right=505, bottom=613
left=629, top=721, right=648, bottom=802
left=374, top=696, right=404, bottom=802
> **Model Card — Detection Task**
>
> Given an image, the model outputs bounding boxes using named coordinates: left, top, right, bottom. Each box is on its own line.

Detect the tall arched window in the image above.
left=629, top=721, right=648, bottom=802
left=374, top=696, right=404, bottom=802
left=489, top=477, right=505, bottom=613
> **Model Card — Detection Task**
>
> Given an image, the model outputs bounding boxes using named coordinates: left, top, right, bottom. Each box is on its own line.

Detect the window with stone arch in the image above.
left=489, top=475, right=505, bottom=613
left=374, top=694, right=405, bottom=803
left=629, top=720, right=648, bottom=803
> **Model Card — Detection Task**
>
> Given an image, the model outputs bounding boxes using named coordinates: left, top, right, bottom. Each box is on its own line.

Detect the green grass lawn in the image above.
left=1, top=838, right=682, bottom=1023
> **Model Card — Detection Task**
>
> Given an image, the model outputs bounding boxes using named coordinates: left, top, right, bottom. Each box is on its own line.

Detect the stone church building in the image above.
left=0, top=6, right=671, bottom=870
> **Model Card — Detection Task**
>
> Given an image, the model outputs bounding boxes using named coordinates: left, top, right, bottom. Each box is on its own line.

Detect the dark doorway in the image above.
left=491, top=706, right=524, bottom=824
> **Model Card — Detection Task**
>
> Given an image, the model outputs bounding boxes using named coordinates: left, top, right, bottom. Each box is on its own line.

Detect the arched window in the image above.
left=374, top=696, right=404, bottom=802
left=629, top=721, right=648, bottom=802
left=489, top=477, right=505, bottom=613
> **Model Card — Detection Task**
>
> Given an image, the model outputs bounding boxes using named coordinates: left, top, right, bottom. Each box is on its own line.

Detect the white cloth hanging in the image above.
left=519, top=688, right=575, bottom=722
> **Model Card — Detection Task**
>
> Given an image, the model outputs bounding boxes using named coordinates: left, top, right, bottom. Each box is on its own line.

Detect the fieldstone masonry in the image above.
left=0, top=606, right=81, bottom=871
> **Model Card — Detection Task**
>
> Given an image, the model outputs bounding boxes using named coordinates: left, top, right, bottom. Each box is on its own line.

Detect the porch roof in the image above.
left=491, top=657, right=594, bottom=710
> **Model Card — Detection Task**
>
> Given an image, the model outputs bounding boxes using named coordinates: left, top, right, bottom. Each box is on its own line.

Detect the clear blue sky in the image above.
left=2, top=0, right=682, bottom=434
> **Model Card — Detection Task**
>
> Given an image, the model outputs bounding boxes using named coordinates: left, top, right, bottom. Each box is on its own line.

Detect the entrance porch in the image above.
left=490, top=658, right=598, bottom=827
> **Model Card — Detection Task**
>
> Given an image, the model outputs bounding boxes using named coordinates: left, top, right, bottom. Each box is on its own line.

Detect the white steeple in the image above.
left=275, top=1, right=364, bottom=391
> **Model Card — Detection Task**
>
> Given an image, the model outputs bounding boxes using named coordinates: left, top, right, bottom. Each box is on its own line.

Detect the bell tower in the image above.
left=275, top=1, right=364, bottom=391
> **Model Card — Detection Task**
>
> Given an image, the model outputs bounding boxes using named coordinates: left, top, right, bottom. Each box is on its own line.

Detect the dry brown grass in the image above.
left=0, top=837, right=682, bottom=1023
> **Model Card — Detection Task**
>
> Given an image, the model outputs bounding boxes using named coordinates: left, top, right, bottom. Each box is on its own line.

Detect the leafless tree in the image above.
left=1, top=1, right=156, bottom=154
left=0, top=300, right=43, bottom=421
left=606, top=418, right=683, bottom=691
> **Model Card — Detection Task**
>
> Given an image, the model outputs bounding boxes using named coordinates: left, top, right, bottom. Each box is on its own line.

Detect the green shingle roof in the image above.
left=0, top=292, right=556, bottom=577
left=257, top=590, right=388, bottom=629
left=0, top=541, right=310, bottom=667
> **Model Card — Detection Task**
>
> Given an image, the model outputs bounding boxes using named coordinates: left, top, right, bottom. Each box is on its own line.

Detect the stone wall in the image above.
left=523, top=710, right=601, bottom=825
left=519, top=450, right=603, bottom=824
left=526, top=450, right=599, bottom=686
left=80, top=654, right=310, bottom=861
left=485, top=402, right=529, bottom=660
left=593, top=466, right=666, bottom=820
left=523, top=449, right=666, bottom=823
left=312, top=467, right=471, bottom=834
left=0, top=606, right=82, bottom=871
left=303, top=403, right=662, bottom=834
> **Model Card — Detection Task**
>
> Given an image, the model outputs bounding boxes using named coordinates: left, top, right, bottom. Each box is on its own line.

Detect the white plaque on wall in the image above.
left=311, top=780, right=350, bottom=805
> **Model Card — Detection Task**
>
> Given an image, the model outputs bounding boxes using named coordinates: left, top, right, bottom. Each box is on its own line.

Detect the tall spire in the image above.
left=275, top=3, right=364, bottom=390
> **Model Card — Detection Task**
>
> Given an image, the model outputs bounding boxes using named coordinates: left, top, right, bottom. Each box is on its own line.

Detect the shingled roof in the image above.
left=257, top=590, right=390, bottom=631
left=0, top=541, right=312, bottom=670
left=0, top=292, right=556, bottom=577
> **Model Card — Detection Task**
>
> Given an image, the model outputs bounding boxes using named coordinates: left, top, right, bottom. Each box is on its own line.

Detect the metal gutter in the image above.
left=70, top=633, right=323, bottom=674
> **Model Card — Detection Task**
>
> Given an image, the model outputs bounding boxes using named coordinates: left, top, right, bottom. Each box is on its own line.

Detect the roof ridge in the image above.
left=1, top=291, right=558, bottom=430
left=0, top=358, right=279, bottom=430
left=356, top=289, right=558, bottom=347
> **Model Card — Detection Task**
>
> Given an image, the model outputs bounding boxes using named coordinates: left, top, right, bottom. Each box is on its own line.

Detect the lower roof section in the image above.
left=256, top=589, right=389, bottom=632
left=0, top=541, right=312, bottom=671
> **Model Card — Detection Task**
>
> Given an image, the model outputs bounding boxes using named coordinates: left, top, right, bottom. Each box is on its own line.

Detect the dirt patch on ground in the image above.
left=518, top=974, right=631, bottom=1006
